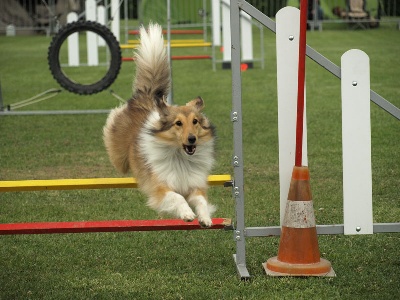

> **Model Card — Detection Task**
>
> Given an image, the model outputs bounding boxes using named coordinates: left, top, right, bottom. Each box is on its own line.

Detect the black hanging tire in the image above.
left=48, top=20, right=121, bottom=95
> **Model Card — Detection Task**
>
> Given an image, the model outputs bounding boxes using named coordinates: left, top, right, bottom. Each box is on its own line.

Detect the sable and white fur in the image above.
left=103, top=23, right=216, bottom=227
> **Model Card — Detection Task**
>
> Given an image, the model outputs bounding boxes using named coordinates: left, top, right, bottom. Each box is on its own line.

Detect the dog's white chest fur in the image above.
left=138, top=111, right=214, bottom=195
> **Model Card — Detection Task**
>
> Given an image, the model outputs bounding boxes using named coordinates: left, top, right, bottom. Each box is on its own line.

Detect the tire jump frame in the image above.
left=48, top=20, right=122, bottom=95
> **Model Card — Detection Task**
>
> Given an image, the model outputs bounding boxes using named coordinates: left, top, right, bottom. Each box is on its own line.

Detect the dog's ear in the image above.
left=186, top=96, right=204, bottom=111
left=156, top=96, right=170, bottom=116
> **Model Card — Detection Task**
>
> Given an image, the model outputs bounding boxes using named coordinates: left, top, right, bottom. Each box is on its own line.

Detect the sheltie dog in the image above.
left=103, top=23, right=216, bottom=227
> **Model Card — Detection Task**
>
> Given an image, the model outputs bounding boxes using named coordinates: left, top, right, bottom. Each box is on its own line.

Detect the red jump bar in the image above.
left=0, top=218, right=232, bottom=235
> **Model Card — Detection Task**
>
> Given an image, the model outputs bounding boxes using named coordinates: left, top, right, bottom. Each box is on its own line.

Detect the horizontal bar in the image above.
left=245, top=226, right=281, bottom=237
left=169, top=55, right=212, bottom=60
left=0, top=218, right=232, bottom=235
left=128, top=39, right=206, bottom=44
left=122, top=55, right=212, bottom=62
left=244, top=223, right=400, bottom=237
left=0, top=109, right=111, bottom=116
left=0, top=177, right=138, bottom=192
left=373, top=223, right=400, bottom=233
left=128, top=29, right=204, bottom=35
left=0, top=175, right=232, bottom=192
left=121, top=43, right=212, bottom=49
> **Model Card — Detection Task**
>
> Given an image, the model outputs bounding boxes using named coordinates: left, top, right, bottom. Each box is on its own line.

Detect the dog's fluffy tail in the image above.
left=133, top=23, right=170, bottom=100
left=103, top=23, right=169, bottom=174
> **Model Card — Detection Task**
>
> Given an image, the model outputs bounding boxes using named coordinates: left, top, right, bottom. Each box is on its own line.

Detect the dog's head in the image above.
left=153, top=97, right=215, bottom=155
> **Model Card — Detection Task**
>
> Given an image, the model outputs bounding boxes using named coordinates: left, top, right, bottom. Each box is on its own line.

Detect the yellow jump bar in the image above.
left=128, top=39, right=207, bottom=44
left=0, top=175, right=232, bottom=192
left=121, top=42, right=212, bottom=49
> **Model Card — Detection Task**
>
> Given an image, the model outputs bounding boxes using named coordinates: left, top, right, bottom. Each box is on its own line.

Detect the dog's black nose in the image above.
left=188, top=135, right=196, bottom=144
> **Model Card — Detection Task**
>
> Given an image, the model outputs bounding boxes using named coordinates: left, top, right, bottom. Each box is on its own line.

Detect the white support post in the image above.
left=97, top=5, right=106, bottom=47
left=67, top=12, right=79, bottom=66
left=276, top=7, right=308, bottom=225
left=341, top=49, right=373, bottom=235
left=111, top=0, right=120, bottom=42
left=221, top=0, right=254, bottom=68
left=85, top=0, right=98, bottom=66
left=212, top=0, right=221, bottom=46
left=221, top=0, right=231, bottom=68
left=240, top=11, right=253, bottom=65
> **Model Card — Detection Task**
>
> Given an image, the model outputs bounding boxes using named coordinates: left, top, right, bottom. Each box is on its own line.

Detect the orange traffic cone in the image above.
left=263, top=166, right=335, bottom=276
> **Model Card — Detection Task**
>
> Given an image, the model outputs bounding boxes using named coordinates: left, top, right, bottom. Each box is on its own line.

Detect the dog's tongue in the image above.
left=183, top=145, right=196, bottom=155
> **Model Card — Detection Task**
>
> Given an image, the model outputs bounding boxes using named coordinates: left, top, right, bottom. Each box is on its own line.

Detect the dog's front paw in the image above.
left=157, top=191, right=196, bottom=222
left=198, top=216, right=213, bottom=228
left=178, top=206, right=196, bottom=222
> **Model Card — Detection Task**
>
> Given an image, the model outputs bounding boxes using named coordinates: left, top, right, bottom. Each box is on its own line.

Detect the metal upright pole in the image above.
left=167, top=0, right=173, bottom=104
left=124, top=0, right=128, bottom=43
left=230, top=0, right=250, bottom=280
left=0, top=79, right=4, bottom=111
left=203, top=0, right=207, bottom=45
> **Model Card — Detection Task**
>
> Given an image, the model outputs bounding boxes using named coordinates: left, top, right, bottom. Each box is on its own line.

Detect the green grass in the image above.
left=0, top=21, right=399, bottom=299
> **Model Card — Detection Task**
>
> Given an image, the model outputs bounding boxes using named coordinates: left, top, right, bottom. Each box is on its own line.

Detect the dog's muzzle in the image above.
left=183, top=144, right=196, bottom=155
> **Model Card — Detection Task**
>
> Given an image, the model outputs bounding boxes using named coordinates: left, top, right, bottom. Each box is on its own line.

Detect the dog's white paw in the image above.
left=179, top=207, right=196, bottom=222
left=156, top=191, right=196, bottom=222
left=198, top=216, right=213, bottom=228
left=187, top=195, right=215, bottom=228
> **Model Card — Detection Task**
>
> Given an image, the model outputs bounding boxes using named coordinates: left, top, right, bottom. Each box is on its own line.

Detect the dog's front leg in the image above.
left=187, top=190, right=215, bottom=228
left=148, top=186, right=196, bottom=222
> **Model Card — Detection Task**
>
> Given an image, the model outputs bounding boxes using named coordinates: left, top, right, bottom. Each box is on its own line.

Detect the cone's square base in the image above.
left=262, top=257, right=336, bottom=277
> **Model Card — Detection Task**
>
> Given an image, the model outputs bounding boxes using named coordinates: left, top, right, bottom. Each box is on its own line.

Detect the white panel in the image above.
left=97, top=5, right=106, bottom=47
left=67, top=12, right=79, bottom=66
left=111, top=0, right=120, bottom=42
left=85, top=0, right=98, bottom=66
left=221, top=0, right=231, bottom=63
left=341, top=49, right=373, bottom=235
left=276, top=7, right=308, bottom=225
left=240, top=11, right=253, bottom=62
left=212, top=0, right=221, bottom=46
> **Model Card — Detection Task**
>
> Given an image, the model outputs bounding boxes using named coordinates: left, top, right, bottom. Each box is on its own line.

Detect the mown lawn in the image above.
left=0, top=19, right=399, bottom=299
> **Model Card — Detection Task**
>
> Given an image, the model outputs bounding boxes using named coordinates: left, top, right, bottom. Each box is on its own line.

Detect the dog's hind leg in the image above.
left=148, top=187, right=196, bottom=222
left=187, top=190, right=215, bottom=228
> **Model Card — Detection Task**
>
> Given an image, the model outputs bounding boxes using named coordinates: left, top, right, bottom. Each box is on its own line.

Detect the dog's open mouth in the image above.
left=183, top=144, right=196, bottom=155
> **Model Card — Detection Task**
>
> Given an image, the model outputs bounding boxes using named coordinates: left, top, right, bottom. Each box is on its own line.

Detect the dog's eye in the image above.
left=193, top=119, right=198, bottom=125
left=175, top=120, right=182, bottom=126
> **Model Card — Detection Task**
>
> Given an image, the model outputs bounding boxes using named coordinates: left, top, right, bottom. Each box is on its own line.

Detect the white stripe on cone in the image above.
left=282, top=200, right=315, bottom=228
